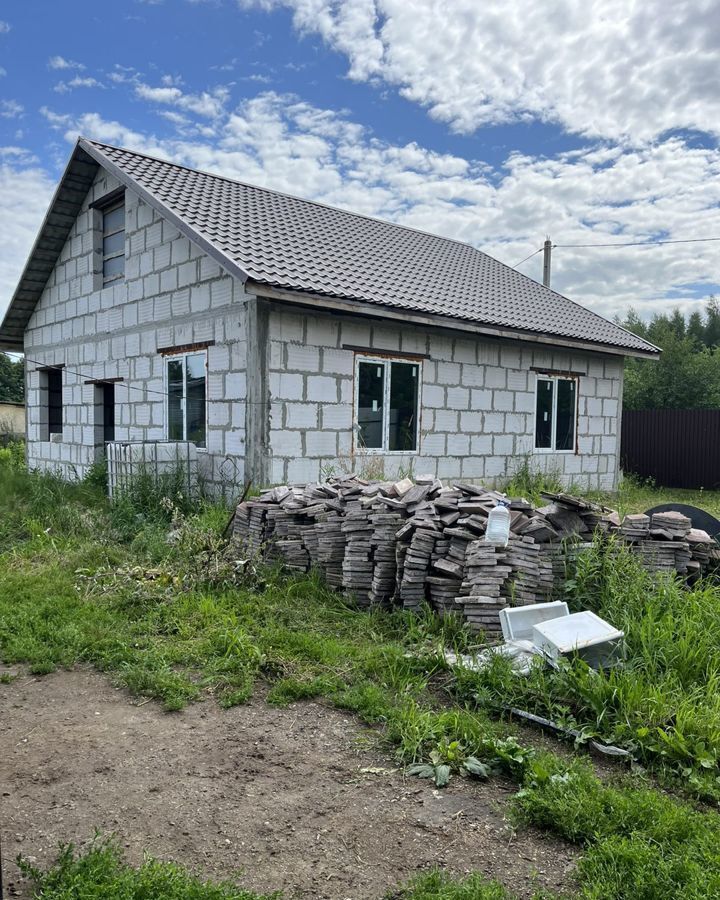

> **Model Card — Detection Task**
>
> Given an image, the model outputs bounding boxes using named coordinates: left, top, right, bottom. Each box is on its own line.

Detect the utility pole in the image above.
left=542, top=237, right=552, bottom=288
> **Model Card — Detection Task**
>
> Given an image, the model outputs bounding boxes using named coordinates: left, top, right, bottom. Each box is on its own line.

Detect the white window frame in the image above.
left=101, top=200, right=125, bottom=286
left=534, top=373, right=578, bottom=454
left=353, top=354, right=422, bottom=455
left=164, top=349, right=208, bottom=450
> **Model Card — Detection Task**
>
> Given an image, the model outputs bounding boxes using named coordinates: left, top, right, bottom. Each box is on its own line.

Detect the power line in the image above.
left=23, top=355, right=173, bottom=401
left=511, top=246, right=543, bottom=268
left=555, top=236, right=720, bottom=249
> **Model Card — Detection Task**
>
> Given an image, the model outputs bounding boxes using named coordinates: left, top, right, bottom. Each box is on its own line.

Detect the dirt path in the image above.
left=0, top=667, right=578, bottom=898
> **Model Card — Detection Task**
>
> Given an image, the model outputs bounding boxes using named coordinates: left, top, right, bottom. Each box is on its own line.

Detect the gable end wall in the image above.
left=23, top=166, right=249, bottom=493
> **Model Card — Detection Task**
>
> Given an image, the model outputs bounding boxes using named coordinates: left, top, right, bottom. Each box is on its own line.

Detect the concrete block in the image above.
left=461, top=364, right=486, bottom=387
left=447, top=432, right=470, bottom=455
left=504, top=412, right=526, bottom=434
left=477, top=343, right=499, bottom=366
left=434, top=409, right=459, bottom=432
left=287, top=344, right=320, bottom=371
left=210, top=279, right=232, bottom=309
left=225, top=372, right=246, bottom=400
left=306, top=430, right=338, bottom=457
left=285, top=403, right=319, bottom=430
left=453, top=338, right=477, bottom=364
left=428, top=334, right=453, bottom=360
left=400, top=330, right=428, bottom=355
left=208, top=402, right=231, bottom=427
left=371, top=325, right=400, bottom=351
left=485, top=366, right=507, bottom=389
left=287, top=457, right=321, bottom=484
left=483, top=412, right=504, bottom=433
left=274, top=312, right=305, bottom=343
left=177, top=261, right=197, bottom=288
left=267, top=372, right=300, bottom=401
left=462, top=455, right=485, bottom=478
left=485, top=456, right=507, bottom=478
left=514, top=391, right=535, bottom=413
left=306, top=316, right=340, bottom=348
left=170, top=238, right=190, bottom=266
left=493, top=434, right=514, bottom=456
left=439, top=456, right=462, bottom=479
left=423, top=384, right=445, bottom=408
left=506, top=369, right=528, bottom=392
left=322, top=348, right=354, bottom=376
left=271, top=429, right=303, bottom=456
left=422, top=432, right=446, bottom=455
left=492, top=390, right=514, bottom=412
left=460, top=411, right=483, bottom=433
left=307, top=375, right=339, bottom=402
left=341, top=320, right=371, bottom=347
left=437, top=361, right=461, bottom=385
left=470, top=389, right=492, bottom=410
left=322, top=405, right=353, bottom=430
left=446, top=387, right=469, bottom=410
left=602, top=398, right=618, bottom=418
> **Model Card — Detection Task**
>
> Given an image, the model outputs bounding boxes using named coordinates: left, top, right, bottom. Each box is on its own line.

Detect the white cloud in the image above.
left=241, top=0, right=720, bottom=143
left=0, top=100, right=23, bottom=118
left=53, top=76, right=104, bottom=94
left=0, top=21, right=10, bottom=33
left=48, top=55, right=85, bottom=70
left=135, top=82, right=229, bottom=118
left=0, top=157, right=56, bottom=315
left=15, top=92, right=720, bottom=327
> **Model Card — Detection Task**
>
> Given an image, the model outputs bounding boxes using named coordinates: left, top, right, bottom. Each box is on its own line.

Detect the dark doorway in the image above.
left=102, top=383, right=115, bottom=444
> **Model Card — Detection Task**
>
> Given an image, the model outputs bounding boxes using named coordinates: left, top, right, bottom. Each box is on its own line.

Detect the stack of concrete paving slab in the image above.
left=232, top=476, right=720, bottom=638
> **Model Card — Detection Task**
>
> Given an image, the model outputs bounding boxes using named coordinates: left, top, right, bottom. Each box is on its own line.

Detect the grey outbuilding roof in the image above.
left=0, top=138, right=659, bottom=356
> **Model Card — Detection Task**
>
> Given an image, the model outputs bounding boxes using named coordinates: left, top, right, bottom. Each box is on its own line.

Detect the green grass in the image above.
left=7, top=460, right=720, bottom=898
left=456, top=535, right=720, bottom=798
left=389, top=871, right=516, bottom=899
left=18, top=837, right=278, bottom=899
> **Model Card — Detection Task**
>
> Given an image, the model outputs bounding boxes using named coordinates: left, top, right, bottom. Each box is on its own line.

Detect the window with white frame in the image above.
left=102, top=200, right=125, bottom=285
left=534, top=374, right=577, bottom=452
left=355, top=357, right=420, bottom=452
left=167, top=351, right=207, bottom=448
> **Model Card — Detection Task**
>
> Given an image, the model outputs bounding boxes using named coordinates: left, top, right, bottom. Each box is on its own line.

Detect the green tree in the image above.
left=622, top=303, right=720, bottom=409
left=0, top=353, right=24, bottom=403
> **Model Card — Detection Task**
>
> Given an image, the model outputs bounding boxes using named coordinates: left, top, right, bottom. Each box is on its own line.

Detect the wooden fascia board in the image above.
left=246, top=280, right=661, bottom=360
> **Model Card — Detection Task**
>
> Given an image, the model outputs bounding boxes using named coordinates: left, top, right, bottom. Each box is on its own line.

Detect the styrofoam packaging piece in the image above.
left=499, top=601, right=570, bottom=642
left=532, top=610, right=624, bottom=669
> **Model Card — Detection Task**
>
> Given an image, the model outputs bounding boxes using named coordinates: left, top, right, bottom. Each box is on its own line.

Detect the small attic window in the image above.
left=101, top=200, right=125, bottom=284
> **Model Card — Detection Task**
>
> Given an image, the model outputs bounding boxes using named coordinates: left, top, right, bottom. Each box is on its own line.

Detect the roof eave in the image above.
left=246, top=280, right=661, bottom=359
left=0, top=139, right=99, bottom=351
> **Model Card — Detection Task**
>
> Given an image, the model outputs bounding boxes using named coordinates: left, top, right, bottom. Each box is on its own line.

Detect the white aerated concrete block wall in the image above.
left=267, top=308, right=623, bottom=491
left=24, top=167, right=248, bottom=493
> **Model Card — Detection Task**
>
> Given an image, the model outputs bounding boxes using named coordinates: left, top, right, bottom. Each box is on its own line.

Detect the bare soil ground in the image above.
left=0, top=667, right=578, bottom=899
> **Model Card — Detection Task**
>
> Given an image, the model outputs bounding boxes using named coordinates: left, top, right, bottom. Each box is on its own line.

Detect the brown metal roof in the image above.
left=0, top=138, right=659, bottom=356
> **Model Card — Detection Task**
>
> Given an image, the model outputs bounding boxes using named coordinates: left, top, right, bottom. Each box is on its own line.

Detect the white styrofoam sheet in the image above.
left=499, top=601, right=570, bottom=642
left=532, top=610, right=624, bottom=668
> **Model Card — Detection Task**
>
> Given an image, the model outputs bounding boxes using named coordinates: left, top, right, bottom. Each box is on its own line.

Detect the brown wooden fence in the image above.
left=621, top=409, right=720, bottom=490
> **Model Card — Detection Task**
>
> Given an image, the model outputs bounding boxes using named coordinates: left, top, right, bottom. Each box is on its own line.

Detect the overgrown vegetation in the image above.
left=7, top=455, right=720, bottom=897
left=456, top=536, right=720, bottom=799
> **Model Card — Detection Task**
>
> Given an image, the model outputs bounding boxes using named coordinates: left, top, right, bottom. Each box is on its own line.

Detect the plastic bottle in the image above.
left=485, top=500, right=511, bottom=547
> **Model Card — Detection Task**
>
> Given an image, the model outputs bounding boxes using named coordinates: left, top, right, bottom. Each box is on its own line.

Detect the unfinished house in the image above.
left=0, top=138, right=659, bottom=493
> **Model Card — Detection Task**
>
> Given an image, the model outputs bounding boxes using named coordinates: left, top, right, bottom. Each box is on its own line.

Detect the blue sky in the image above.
left=1, top=0, right=719, bottom=322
